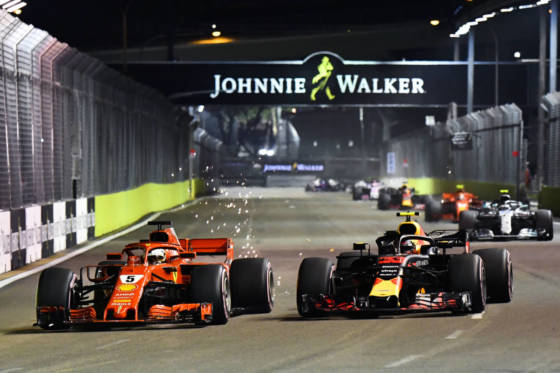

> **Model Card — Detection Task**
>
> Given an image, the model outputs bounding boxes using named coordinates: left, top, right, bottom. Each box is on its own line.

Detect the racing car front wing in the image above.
left=37, top=302, right=213, bottom=327
left=470, top=228, right=544, bottom=241
left=300, top=291, right=472, bottom=314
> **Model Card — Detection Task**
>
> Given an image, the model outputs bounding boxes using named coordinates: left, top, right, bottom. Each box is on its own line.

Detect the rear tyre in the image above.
left=473, top=248, right=513, bottom=303
left=425, top=197, right=442, bottom=222
left=459, top=210, right=477, bottom=232
left=36, top=268, right=77, bottom=330
left=448, top=254, right=486, bottom=313
left=190, top=265, right=231, bottom=324
left=231, top=258, right=274, bottom=313
left=535, top=209, right=553, bottom=241
left=297, top=258, right=333, bottom=317
left=377, top=192, right=391, bottom=210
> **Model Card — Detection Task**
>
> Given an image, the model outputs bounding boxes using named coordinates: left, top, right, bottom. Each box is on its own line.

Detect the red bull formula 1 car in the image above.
left=35, top=221, right=274, bottom=329
left=297, top=212, right=512, bottom=317
left=425, top=184, right=483, bottom=222
left=377, top=184, right=426, bottom=210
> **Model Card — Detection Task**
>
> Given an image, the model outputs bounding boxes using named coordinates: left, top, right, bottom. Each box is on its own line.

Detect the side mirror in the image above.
left=353, top=242, right=367, bottom=251
left=106, top=253, right=122, bottom=260
left=180, top=252, right=196, bottom=259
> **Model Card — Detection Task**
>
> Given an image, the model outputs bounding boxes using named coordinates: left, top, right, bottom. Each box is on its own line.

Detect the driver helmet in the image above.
left=147, top=248, right=167, bottom=264
left=400, top=241, right=415, bottom=254
left=499, top=194, right=511, bottom=204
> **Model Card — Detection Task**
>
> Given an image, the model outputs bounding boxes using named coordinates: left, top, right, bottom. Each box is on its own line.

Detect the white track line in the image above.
left=445, top=330, right=464, bottom=340
left=385, top=355, right=421, bottom=368
left=96, top=339, right=130, bottom=350
left=471, top=311, right=485, bottom=319
left=0, top=197, right=207, bottom=290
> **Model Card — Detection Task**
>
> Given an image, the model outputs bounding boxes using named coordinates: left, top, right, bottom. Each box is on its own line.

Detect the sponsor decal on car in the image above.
left=117, top=284, right=137, bottom=292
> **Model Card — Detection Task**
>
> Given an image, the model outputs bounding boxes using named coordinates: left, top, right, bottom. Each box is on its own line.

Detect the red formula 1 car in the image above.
left=425, top=184, right=482, bottom=222
left=297, top=212, right=512, bottom=317
left=35, top=221, right=274, bottom=329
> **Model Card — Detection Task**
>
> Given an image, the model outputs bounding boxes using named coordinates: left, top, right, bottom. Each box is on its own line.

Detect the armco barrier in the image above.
left=95, top=180, right=192, bottom=237
left=0, top=178, right=207, bottom=275
left=0, top=197, right=94, bottom=274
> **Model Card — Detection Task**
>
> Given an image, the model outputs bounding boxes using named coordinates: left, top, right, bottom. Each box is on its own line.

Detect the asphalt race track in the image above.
left=1, top=187, right=560, bottom=372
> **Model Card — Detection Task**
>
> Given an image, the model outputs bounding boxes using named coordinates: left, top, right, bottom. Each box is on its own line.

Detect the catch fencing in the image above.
left=542, top=92, right=560, bottom=187
left=380, top=104, right=524, bottom=188
left=0, top=10, right=187, bottom=211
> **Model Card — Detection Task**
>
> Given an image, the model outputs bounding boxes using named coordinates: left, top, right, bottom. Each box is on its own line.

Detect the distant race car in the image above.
left=425, top=184, right=483, bottom=222
left=459, top=190, right=553, bottom=241
left=377, top=184, right=426, bottom=210
left=297, top=212, right=512, bottom=317
left=35, top=221, right=274, bottom=330
left=352, top=179, right=385, bottom=200
left=305, top=178, right=344, bottom=192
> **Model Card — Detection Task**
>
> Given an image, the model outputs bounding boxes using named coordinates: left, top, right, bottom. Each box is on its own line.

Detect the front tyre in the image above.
left=297, top=258, right=333, bottom=317
left=535, top=209, right=553, bottom=241
left=231, top=258, right=274, bottom=313
left=474, top=248, right=513, bottom=303
left=377, top=192, right=391, bottom=210
left=448, top=254, right=486, bottom=313
left=190, top=265, right=231, bottom=324
left=459, top=210, right=478, bottom=232
left=425, top=197, right=442, bottom=222
left=36, top=267, right=77, bottom=330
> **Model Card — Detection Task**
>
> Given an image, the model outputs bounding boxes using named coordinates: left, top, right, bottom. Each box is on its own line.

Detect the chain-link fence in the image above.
left=380, top=104, right=524, bottom=186
left=542, top=92, right=560, bottom=187
left=0, top=11, right=186, bottom=210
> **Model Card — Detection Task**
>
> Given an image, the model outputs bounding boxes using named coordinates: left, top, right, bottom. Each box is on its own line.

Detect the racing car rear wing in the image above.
left=185, top=238, right=234, bottom=260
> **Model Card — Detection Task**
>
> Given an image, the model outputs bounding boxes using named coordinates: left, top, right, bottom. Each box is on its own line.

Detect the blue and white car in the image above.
left=458, top=193, right=553, bottom=241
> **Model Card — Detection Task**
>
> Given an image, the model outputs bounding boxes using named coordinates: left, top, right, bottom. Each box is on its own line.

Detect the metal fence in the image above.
left=543, top=92, right=560, bottom=186
left=380, top=104, right=524, bottom=186
left=0, top=11, right=187, bottom=210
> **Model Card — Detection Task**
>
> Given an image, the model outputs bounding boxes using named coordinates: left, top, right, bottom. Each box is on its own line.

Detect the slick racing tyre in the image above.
left=474, top=248, right=513, bottom=303
left=297, top=257, right=333, bottom=317
left=231, top=258, right=274, bottom=313
left=425, top=197, right=442, bottom=222
left=190, top=265, right=231, bottom=324
left=535, top=209, right=553, bottom=241
left=377, top=192, right=391, bottom=210
left=36, top=267, right=77, bottom=330
left=459, top=210, right=477, bottom=232
left=448, top=254, right=486, bottom=313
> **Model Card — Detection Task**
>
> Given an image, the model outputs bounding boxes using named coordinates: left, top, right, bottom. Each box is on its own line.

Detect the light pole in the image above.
left=122, top=0, right=135, bottom=73
left=487, top=26, right=499, bottom=107
left=467, top=30, right=475, bottom=114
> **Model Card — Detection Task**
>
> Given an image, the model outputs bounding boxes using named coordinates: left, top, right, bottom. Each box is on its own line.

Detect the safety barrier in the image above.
left=0, top=198, right=94, bottom=274
left=0, top=11, right=202, bottom=275
left=380, top=104, right=524, bottom=197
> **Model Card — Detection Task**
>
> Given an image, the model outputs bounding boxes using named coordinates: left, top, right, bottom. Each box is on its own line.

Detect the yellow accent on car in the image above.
left=500, top=189, right=509, bottom=193
left=117, top=284, right=137, bottom=292
left=397, top=212, right=417, bottom=217
left=370, top=279, right=400, bottom=297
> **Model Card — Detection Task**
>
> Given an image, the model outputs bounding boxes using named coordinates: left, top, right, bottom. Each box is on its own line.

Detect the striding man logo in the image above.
left=310, top=56, right=335, bottom=101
